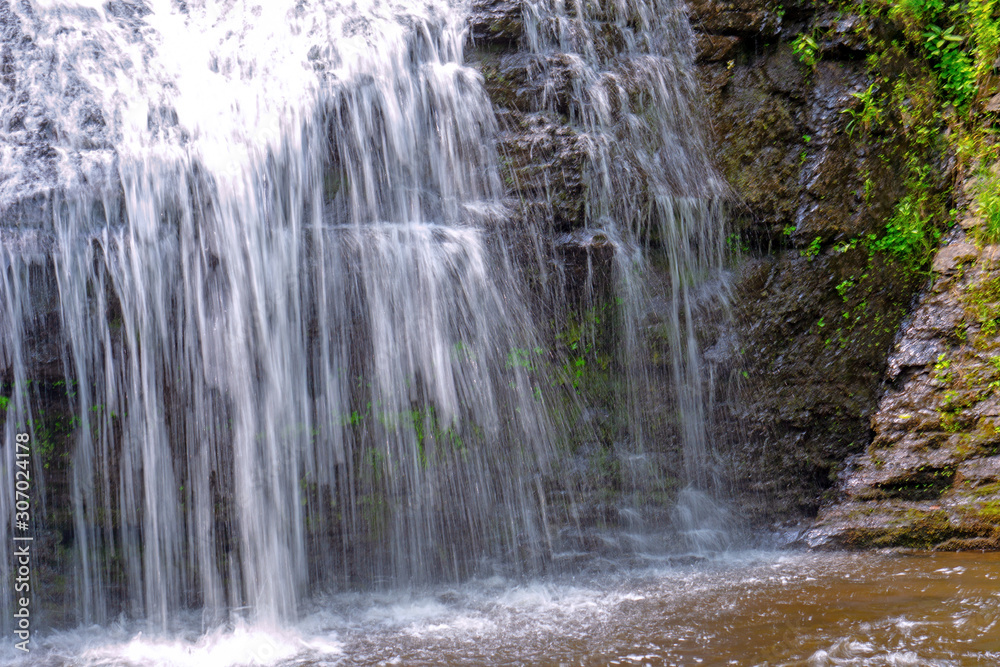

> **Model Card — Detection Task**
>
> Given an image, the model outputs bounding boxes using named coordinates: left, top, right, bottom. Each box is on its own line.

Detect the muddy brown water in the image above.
left=15, top=550, right=1000, bottom=666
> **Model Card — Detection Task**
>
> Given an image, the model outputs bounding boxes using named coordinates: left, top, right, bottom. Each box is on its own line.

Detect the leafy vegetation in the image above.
left=792, top=32, right=820, bottom=69
left=972, top=164, right=1000, bottom=242
left=802, top=236, right=822, bottom=260
left=922, top=23, right=976, bottom=106
left=870, top=168, right=941, bottom=260
left=842, top=83, right=883, bottom=137
left=793, top=0, right=1000, bottom=272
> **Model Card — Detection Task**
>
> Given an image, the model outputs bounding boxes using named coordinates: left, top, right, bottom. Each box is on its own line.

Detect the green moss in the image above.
left=970, top=481, right=1000, bottom=497
left=980, top=499, right=1000, bottom=520
left=844, top=508, right=959, bottom=548
left=955, top=419, right=1000, bottom=459
left=965, top=275, right=1000, bottom=341
left=824, top=0, right=1000, bottom=270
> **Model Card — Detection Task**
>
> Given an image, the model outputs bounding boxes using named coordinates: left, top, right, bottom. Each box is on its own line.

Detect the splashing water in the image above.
left=8, top=551, right=1000, bottom=666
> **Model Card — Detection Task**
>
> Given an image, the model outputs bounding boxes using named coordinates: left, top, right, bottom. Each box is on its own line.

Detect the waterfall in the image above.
left=2, top=0, right=562, bottom=628
left=0, top=0, right=731, bottom=634
left=520, top=0, right=732, bottom=548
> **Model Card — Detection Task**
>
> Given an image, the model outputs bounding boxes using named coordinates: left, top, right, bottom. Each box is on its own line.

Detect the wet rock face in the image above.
left=0, top=377, right=76, bottom=628
left=726, top=249, right=922, bottom=520
left=804, top=195, right=1000, bottom=549
left=689, top=3, right=931, bottom=522
left=467, top=0, right=937, bottom=526
left=468, top=0, right=523, bottom=47
left=472, top=45, right=591, bottom=231
left=687, top=0, right=781, bottom=38
left=697, top=43, right=907, bottom=251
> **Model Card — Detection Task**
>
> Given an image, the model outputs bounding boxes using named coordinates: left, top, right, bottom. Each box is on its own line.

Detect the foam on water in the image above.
left=3, top=619, right=344, bottom=667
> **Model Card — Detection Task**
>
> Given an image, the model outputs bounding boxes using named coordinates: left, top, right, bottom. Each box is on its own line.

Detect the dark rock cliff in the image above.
left=690, top=1, right=936, bottom=523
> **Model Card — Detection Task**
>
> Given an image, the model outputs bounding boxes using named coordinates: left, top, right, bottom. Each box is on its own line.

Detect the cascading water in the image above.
left=0, top=0, right=732, bottom=642
left=520, top=0, right=733, bottom=549
left=1, top=0, right=563, bottom=629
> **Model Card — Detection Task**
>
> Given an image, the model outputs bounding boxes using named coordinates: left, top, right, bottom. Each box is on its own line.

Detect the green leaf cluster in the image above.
left=792, top=33, right=820, bottom=69
left=922, top=24, right=976, bottom=106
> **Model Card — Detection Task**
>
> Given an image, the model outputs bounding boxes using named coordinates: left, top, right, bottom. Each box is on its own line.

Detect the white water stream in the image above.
left=521, top=0, right=732, bottom=547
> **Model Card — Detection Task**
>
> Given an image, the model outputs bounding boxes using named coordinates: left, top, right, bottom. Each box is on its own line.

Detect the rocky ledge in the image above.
left=805, top=172, right=1000, bottom=549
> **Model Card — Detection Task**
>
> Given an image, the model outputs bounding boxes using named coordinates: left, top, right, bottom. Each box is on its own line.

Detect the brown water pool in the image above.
left=15, top=550, right=1000, bottom=666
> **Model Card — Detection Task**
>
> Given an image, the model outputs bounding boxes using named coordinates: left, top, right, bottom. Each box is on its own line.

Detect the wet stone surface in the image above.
left=468, top=0, right=946, bottom=531
left=805, top=175, right=1000, bottom=549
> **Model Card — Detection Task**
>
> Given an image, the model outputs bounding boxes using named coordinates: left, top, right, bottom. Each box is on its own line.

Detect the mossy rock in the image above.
left=839, top=509, right=963, bottom=549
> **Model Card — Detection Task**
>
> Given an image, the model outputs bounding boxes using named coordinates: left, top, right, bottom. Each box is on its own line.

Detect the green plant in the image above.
left=970, top=0, right=1000, bottom=80
left=934, top=352, right=953, bottom=382
left=863, top=177, right=875, bottom=201
left=836, top=277, right=856, bottom=300
left=553, top=302, right=616, bottom=395
left=842, top=83, right=882, bottom=136
left=923, top=24, right=976, bottom=107
left=803, top=236, right=822, bottom=259
left=507, top=347, right=537, bottom=371
left=897, top=0, right=946, bottom=19
left=871, top=175, right=940, bottom=262
left=964, top=275, right=1000, bottom=337
left=924, top=24, right=965, bottom=56
left=726, top=232, right=749, bottom=253
left=792, top=33, right=820, bottom=69
left=973, top=165, right=1000, bottom=243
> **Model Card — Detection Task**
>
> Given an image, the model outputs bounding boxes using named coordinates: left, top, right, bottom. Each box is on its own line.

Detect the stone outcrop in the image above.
left=805, top=174, right=1000, bottom=549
